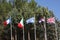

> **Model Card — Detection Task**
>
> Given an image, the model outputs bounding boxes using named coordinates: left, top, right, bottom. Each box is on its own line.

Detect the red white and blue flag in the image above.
left=3, top=18, right=11, bottom=26
left=47, top=17, right=55, bottom=24
left=39, top=17, right=45, bottom=23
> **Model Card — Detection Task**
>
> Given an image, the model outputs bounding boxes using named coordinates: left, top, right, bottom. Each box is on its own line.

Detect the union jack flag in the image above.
left=47, top=17, right=55, bottom=24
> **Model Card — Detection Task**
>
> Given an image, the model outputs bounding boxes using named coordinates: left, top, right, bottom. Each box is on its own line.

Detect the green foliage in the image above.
left=0, top=0, right=60, bottom=40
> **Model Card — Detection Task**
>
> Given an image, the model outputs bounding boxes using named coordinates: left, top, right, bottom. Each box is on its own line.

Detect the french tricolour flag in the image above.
left=3, top=18, right=11, bottom=26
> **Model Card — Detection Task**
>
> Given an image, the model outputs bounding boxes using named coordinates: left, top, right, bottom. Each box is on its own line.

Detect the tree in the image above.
left=0, top=0, right=60, bottom=40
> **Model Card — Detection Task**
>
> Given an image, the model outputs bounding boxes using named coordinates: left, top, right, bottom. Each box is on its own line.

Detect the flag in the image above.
left=39, top=17, right=45, bottom=23
left=18, top=18, right=24, bottom=29
left=26, top=17, right=35, bottom=24
left=3, top=18, right=11, bottom=26
left=47, top=17, right=55, bottom=24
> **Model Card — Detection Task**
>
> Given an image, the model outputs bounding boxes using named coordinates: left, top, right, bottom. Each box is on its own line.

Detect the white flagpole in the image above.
left=15, top=30, right=17, bottom=40
left=10, top=16, right=13, bottom=40
left=34, top=14, right=36, bottom=40
left=23, top=25, right=25, bottom=40
left=20, top=12, right=25, bottom=40
left=44, top=17, right=47, bottom=40
left=55, top=19, right=58, bottom=40
left=28, top=31, right=30, bottom=40
left=22, top=17, right=25, bottom=40
left=34, top=23, right=36, bottom=40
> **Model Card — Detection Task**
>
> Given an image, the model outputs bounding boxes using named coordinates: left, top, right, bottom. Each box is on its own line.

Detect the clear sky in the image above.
left=35, top=0, right=60, bottom=20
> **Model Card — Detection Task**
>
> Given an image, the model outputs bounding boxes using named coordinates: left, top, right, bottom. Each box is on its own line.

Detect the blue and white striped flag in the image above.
left=26, top=17, right=35, bottom=24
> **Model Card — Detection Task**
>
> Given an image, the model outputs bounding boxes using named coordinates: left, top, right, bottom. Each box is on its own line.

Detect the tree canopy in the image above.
left=0, top=0, right=60, bottom=40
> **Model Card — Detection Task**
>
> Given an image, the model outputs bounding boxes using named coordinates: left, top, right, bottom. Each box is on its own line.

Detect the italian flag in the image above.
left=18, top=18, right=24, bottom=29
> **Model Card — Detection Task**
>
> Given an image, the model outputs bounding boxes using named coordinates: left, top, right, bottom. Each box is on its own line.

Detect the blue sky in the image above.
left=35, top=0, right=60, bottom=20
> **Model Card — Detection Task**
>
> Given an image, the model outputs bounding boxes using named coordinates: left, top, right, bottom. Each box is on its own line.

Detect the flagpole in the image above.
left=10, top=16, right=13, bottom=40
left=34, top=14, right=36, bottom=40
left=21, top=12, right=25, bottom=40
left=55, top=19, right=58, bottom=40
left=23, top=26, right=25, bottom=40
left=15, top=30, right=17, bottom=40
left=44, top=17, right=47, bottom=40
left=28, top=31, right=30, bottom=40
left=34, top=23, right=36, bottom=40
